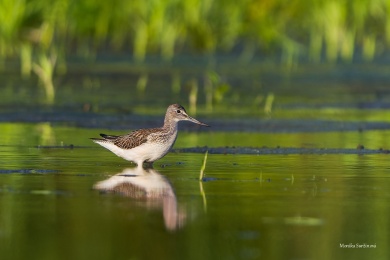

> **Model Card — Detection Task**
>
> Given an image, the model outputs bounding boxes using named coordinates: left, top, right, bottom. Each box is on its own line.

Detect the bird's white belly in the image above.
left=98, top=133, right=177, bottom=164
left=126, top=142, right=172, bottom=162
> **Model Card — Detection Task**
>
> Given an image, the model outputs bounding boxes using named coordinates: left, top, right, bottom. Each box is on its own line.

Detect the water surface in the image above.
left=1, top=61, right=390, bottom=259
left=0, top=123, right=389, bottom=260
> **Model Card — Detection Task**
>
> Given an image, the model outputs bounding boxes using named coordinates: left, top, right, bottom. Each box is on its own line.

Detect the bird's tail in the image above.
left=99, top=133, right=119, bottom=140
left=90, top=133, right=119, bottom=143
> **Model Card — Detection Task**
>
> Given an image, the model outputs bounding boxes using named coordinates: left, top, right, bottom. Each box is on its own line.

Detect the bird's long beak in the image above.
left=187, top=115, right=210, bottom=127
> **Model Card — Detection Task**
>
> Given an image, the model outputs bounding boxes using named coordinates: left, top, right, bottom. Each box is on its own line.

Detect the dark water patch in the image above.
left=0, top=110, right=140, bottom=128
left=198, top=177, right=263, bottom=182
left=201, top=177, right=220, bottom=182
left=0, top=110, right=209, bottom=132
left=281, top=101, right=390, bottom=110
left=209, top=119, right=390, bottom=133
left=174, top=146, right=390, bottom=155
left=160, top=163, right=173, bottom=168
left=0, top=169, right=58, bottom=174
left=2, top=110, right=390, bottom=132
left=190, top=177, right=260, bottom=182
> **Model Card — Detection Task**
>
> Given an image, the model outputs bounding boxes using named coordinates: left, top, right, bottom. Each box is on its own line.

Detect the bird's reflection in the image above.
left=94, top=166, right=186, bottom=231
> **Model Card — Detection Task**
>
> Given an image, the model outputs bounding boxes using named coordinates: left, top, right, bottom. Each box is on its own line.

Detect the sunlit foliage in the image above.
left=1, top=0, right=389, bottom=65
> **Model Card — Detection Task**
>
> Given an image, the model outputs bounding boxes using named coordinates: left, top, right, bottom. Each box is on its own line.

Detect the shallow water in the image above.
left=2, top=60, right=390, bottom=259
left=0, top=123, right=389, bottom=260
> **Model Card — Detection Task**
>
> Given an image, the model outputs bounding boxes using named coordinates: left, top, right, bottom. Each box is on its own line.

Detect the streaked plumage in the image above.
left=91, top=104, right=209, bottom=166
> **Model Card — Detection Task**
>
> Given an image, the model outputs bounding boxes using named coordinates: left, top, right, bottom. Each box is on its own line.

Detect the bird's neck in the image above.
left=163, top=117, right=178, bottom=133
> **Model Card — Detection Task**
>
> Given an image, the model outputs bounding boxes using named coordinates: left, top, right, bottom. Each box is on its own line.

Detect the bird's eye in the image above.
left=176, top=110, right=181, bottom=114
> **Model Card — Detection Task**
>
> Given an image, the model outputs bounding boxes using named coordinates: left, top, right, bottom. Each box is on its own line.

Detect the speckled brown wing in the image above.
left=112, top=128, right=162, bottom=149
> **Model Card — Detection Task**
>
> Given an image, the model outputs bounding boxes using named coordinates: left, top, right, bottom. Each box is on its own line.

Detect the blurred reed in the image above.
left=1, top=0, right=388, bottom=65
left=1, top=0, right=389, bottom=102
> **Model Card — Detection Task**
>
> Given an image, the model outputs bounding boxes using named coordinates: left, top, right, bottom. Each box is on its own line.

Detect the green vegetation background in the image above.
left=1, top=0, right=389, bottom=62
left=1, top=0, right=390, bottom=104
